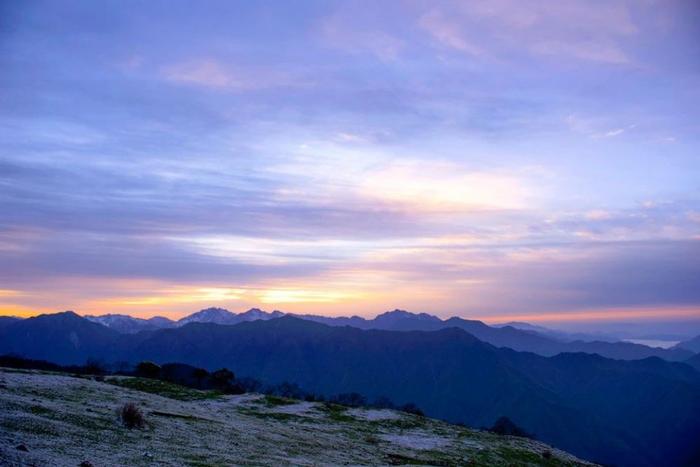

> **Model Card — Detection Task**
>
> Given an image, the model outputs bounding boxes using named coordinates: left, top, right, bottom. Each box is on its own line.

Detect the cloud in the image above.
left=359, top=162, right=532, bottom=211
left=418, top=0, right=638, bottom=65
left=418, top=10, right=486, bottom=57
left=162, top=59, right=309, bottom=91
left=319, top=11, right=405, bottom=61
left=565, top=114, right=637, bottom=139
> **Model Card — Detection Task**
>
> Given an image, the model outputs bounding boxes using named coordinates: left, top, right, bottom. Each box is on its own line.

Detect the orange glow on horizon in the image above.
left=1, top=302, right=698, bottom=325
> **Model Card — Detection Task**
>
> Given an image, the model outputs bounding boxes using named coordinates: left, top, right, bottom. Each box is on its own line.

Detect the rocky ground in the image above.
left=0, top=368, right=595, bottom=466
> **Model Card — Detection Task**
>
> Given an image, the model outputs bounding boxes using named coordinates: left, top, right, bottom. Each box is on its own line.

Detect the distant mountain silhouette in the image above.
left=493, top=321, right=617, bottom=343
left=0, top=311, right=121, bottom=364
left=675, top=335, right=700, bottom=353
left=686, top=353, right=700, bottom=371
left=1, top=313, right=699, bottom=466
left=86, top=314, right=175, bottom=333
left=176, top=307, right=284, bottom=326
left=300, top=310, right=693, bottom=361
left=0, top=316, right=21, bottom=331
left=10, top=308, right=693, bottom=362
left=83, top=307, right=286, bottom=331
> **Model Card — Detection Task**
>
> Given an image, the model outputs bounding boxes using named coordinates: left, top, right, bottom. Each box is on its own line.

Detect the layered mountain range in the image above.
left=0, top=310, right=699, bottom=466
left=81, top=307, right=695, bottom=362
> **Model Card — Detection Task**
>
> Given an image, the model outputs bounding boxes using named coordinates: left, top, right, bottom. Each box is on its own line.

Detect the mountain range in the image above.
left=84, top=307, right=284, bottom=333
left=78, top=308, right=694, bottom=362
left=675, top=334, right=700, bottom=353
left=0, top=311, right=699, bottom=466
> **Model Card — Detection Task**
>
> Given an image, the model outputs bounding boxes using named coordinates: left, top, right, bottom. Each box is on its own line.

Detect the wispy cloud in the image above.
left=1, top=0, right=699, bottom=321
left=162, top=59, right=310, bottom=91
left=418, top=0, right=638, bottom=65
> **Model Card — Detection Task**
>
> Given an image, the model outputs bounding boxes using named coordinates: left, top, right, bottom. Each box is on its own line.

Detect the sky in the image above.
left=1, top=0, right=699, bottom=331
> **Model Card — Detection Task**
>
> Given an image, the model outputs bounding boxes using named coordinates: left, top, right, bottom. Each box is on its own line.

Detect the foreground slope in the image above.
left=2, top=314, right=699, bottom=466
left=127, top=317, right=700, bottom=467
left=0, top=369, right=592, bottom=467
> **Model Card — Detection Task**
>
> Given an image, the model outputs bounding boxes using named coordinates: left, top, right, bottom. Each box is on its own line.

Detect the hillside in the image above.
left=0, top=369, right=592, bottom=466
left=2, top=314, right=699, bottom=466
left=686, top=353, right=700, bottom=371
left=675, top=335, right=700, bottom=353
left=124, top=317, right=700, bottom=466
left=15, top=309, right=692, bottom=362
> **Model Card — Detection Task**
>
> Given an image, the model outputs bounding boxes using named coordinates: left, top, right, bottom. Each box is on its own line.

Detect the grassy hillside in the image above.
left=0, top=368, right=593, bottom=466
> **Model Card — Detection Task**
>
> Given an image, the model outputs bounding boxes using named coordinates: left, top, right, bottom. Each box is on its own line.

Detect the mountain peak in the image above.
left=375, top=309, right=441, bottom=322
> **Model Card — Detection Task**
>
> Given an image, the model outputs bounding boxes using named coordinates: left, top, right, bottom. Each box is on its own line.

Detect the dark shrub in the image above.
left=226, top=381, right=246, bottom=395
left=542, top=450, right=552, bottom=459
left=135, top=361, right=161, bottom=379
left=331, top=392, right=366, bottom=407
left=83, top=359, right=105, bottom=375
left=372, top=396, right=396, bottom=410
left=269, top=382, right=305, bottom=399
left=118, top=402, right=146, bottom=429
left=237, top=377, right=262, bottom=393
left=113, top=361, right=132, bottom=374
left=211, top=368, right=234, bottom=389
left=192, top=367, right=209, bottom=388
left=489, top=416, right=532, bottom=439
left=399, top=403, right=424, bottom=416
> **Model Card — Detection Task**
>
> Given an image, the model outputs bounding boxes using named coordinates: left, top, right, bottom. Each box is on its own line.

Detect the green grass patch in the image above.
left=29, top=405, right=54, bottom=416
left=373, top=415, right=426, bottom=430
left=262, top=394, right=296, bottom=407
left=496, top=447, right=564, bottom=466
left=385, top=453, right=451, bottom=466
left=183, top=453, right=230, bottom=467
left=1, top=416, right=60, bottom=437
left=106, top=377, right=222, bottom=401
left=317, top=402, right=355, bottom=423
left=237, top=406, right=306, bottom=422
left=150, top=410, right=213, bottom=422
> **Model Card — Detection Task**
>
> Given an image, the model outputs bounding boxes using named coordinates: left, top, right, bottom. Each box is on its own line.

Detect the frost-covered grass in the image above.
left=0, top=368, right=596, bottom=466
left=106, top=376, right=223, bottom=401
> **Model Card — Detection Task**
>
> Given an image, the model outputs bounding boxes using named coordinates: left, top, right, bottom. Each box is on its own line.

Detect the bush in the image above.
left=268, top=381, right=305, bottom=399
left=399, top=403, right=424, bottom=416
left=211, top=368, right=234, bottom=389
left=331, top=392, right=366, bottom=407
left=135, top=361, right=161, bottom=379
left=488, top=416, right=532, bottom=439
left=118, top=402, right=146, bottom=429
left=192, top=367, right=209, bottom=388
left=83, top=359, right=106, bottom=375
left=371, top=396, right=396, bottom=410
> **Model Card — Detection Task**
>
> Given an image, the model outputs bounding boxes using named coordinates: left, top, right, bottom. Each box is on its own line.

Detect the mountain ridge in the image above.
left=8, top=308, right=693, bottom=361
left=1, top=313, right=699, bottom=466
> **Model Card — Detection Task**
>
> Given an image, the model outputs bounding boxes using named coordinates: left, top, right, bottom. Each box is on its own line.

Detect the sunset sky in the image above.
left=1, top=1, right=699, bottom=328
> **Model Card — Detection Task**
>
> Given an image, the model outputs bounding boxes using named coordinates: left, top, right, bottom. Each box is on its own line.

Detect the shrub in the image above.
left=83, top=359, right=106, bottom=375
left=399, top=403, right=424, bottom=416
left=371, top=396, right=396, bottom=410
left=118, top=402, right=146, bottom=429
left=268, top=381, right=305, bottom=399
left=192, top=367, right=209, bottom=388
left=135, top=361, right=161, bottom=379
left=488, top=416, right=532, bottom=439
left=211, top=368, right=234, bottom=389
left=331, top=392, right=366, bottom=407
